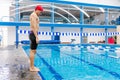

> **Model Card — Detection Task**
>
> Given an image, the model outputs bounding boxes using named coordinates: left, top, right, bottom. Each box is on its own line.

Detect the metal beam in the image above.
left=31, top=0, right=120, bottom=9
left=0, top=22, right=116, bottom=28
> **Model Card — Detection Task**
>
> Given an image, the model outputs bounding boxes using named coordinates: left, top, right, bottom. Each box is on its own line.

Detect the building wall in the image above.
left=0, top=0, right=119, bottom=45
left=17, top=27, right=116, bottom=44
left=0, top=0, right=11, bottom=46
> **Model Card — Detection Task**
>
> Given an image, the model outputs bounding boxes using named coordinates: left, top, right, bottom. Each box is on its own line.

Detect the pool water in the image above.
left=23, top=45, right=120, bottom=80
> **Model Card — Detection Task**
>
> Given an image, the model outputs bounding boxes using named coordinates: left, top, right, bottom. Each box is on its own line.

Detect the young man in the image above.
left=29, top=5, right=43, bottom=71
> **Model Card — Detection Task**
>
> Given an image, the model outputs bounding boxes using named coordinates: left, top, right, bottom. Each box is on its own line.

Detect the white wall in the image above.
left=55, top=27, right=80, bottom=43
left=19, top=27, right=80, bottom=44
left=7, top=27, right=16, bottom=45
left=84, top=28, right=116, bottom=43
left=19, top=27, right=51, bottom=41
left=108, top=28, right=116, bottom=32
left=17, top=27, right=116, bottom=44
left=64, top=0, right=120, bottom=6
left=0, top=0, right=12, bottom=46
left=39, top=27, right=51, bottom=40
left=83, top=28, right=105, bottom=43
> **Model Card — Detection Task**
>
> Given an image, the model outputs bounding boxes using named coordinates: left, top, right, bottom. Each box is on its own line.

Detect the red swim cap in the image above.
left=35, top=5, right=43, bottom=11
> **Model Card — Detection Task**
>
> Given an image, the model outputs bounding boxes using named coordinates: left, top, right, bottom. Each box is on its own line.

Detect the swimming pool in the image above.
left=23, top=44, right=120, bottom=80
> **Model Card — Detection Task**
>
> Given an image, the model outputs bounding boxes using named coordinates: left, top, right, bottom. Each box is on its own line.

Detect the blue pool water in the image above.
left=23, top=45, right=120, bottom=80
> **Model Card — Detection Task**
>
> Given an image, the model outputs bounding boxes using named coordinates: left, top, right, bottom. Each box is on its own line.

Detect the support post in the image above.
left=51, top=3, right=54, bottom=40
left=80, top=6, right=84, bottom=43
left=15, top=0, right=19, bottom=48
left=105, top=8, right=108, bottom=44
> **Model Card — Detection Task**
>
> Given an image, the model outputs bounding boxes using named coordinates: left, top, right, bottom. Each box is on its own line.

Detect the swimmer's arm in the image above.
left=30, top=16, right=38, bottom=39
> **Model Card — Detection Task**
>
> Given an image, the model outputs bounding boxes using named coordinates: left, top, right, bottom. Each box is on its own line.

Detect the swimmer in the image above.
left=29, top=5, right=43, bottom=71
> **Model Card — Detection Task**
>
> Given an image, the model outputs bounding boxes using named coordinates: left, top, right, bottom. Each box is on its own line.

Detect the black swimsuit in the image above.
left=29, top=31, right=38, bottom=50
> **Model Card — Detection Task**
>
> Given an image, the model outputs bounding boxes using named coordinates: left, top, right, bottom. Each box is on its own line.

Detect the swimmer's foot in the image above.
left=30, top=67, right=40, bottom=72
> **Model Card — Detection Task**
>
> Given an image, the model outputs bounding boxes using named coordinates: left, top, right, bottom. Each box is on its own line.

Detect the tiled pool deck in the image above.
left=0, top=45, right=41, bottom=80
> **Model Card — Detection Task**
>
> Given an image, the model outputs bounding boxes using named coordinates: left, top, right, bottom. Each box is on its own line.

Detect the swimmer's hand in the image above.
left=36, top=37, right=39, bottom=44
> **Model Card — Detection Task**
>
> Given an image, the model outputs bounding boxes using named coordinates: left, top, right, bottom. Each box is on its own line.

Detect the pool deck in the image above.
left=0, top=45, right=42, bottom=80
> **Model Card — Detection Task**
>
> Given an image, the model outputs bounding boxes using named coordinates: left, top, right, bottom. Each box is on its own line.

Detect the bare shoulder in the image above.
left=30, top=13, right=36, bottom=21
left=30, top=13, right=35, bottom=18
